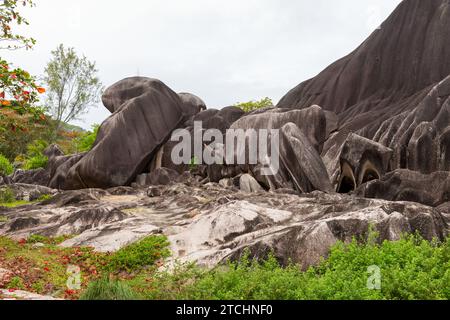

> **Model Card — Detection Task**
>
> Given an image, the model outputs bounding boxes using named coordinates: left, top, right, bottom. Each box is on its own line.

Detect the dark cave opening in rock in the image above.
left=361, top=169, right=380, bottom=184
left=338, top=176, right=356, bottom=194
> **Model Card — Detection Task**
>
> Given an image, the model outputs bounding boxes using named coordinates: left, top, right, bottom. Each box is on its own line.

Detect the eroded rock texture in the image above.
left=0, top=183, right=447, bottom=269
left=63, top=78, right=190, bottom=189
left=278, top=0, right=450, bottom=180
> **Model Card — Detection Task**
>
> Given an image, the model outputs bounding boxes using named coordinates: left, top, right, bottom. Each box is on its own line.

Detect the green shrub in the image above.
left=189, top=156, right=199, bottom=171
left=22, top=140, right=49, bottom=170
left=106, top=235, right=171, bottom=273
left=0, top=154, right=14, bottom=176
left=80, top=277, right=140, bottom=300
left=0, top=187, right=15, bottom=204
left=235, top=97, right=273, bottom=113
left=37, top=194, right=53, bottom=202
left=75, top=124, right=100, bottom=152
left=143, top=235, right=450, bottom=300
left=7, top=276, right=26, bottom=290
left=23, top=154, right=48, bottom=170
left=0, top=107, right=52, bottom=162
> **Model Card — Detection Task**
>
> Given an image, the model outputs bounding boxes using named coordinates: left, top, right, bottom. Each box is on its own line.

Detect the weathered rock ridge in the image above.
left=278, top=0, right=450, bottom=178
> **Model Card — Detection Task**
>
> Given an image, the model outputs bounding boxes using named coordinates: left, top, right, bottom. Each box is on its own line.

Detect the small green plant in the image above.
left=0, top=154, right=14, bottom=176
left=0, top=216, right=8, bottom=223
left=0, top=187, right=15, bottom=204
left=26, top=234, right=49, bottom=244
left=75, top=124, right=100, bottom=152
left=105, top=235, right=171, bottom=273
left=23, top=154, right=48, bottom=170
left=22, top=140, right=49, bottom=170
left=27, top=234, right=74, bottom=245
left=7, top=276, right=26, bottom=290
left=235, top=97, right=273, bottom=113
left=80, top=277, right=140, bottom=300
left=189, top=156, right=200, bottom=171
left=37, top=194, right=53, bottom=202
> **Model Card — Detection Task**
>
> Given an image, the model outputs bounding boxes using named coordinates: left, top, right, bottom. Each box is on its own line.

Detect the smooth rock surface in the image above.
left=63, top=77, right=186, bottom=189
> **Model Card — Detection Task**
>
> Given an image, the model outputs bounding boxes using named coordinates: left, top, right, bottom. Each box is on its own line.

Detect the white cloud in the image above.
left=2, top=0, right=402, bottom=129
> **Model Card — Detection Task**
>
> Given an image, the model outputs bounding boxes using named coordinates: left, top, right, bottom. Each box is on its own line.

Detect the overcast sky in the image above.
left=3, top=0, right=402, bottom=130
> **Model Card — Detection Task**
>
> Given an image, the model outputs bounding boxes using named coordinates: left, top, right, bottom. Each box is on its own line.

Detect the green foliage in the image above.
left=0, top=186, right=15, bottom=203
left=44, top=44, right=103, bottom=131
left=189, top=156, right=199, bottom=171
left=0, top=59, right=44, bottom=110
left=143, top=235, right=450, bottom=300
left=22, top=139, right=49, bottom=170
left=0, top=154, right=13, bottom=175
left=80, top=277, right=140, bottom=301
left=0, top=200, right=30, bottom=208
left=0, top=0, right=36, bottom=50
left=0, top=108, right=50, bottom=162
left=7, top=276, right=26, bottom=290
left=0, top=189, right=51, bottom=208
left=27, top=234, right=73, bottom=245
left=105, top=235, right=171, bottom=273
left=75, top=124, right=100, bottom=152
left=23, top=154, right=48, bottom=170
left=37, top=194, right=53, bottom=202
left=235, top=97, right=273, bottom=113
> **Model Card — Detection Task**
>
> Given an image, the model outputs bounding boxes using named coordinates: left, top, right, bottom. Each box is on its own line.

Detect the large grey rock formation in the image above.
left=356, top=169, right=450, bottom=207
left=231, top=105, right=334, bottom=152
left=62, top=78, right=189, bottom=189
left=277, top=0, right=450, bottom=180
left=322, top=133, right=394, bottom=192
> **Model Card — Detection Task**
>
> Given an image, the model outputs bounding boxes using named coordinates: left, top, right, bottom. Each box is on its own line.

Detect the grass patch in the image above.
left=79, top=277, right=140, bottom=300
left=105, top=235, right=170, bottom=273
left=0, top=186, right=33, bottom=208
left=0, top=192, right=53, bottom=208
left=0, top=200, right=32, bottom=208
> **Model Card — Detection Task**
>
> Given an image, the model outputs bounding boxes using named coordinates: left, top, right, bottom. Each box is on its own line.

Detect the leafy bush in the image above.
left=22, top=139, right=49, bottom=170
left=143, top=235, right=450, bottom=300
left=75, top=124, right=100, bottom=152
left=80, top=277, right=140, bottom=300
left=0, top=187, right=15, bottom=204
left=105, top=235, right=171, bottom=272
left=7, top=276, right=26, bottom=290
left=0, top=154, right=13, bottom=176
left=0, top=107, right=51, bottom=161
left=236, top=97, right=273, bottom=113
left=23, top=154, right=48, bottom=170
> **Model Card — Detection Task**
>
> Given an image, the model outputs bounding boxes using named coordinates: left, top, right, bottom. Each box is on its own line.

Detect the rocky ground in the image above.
left=1, top=180, right=448, bottom=271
